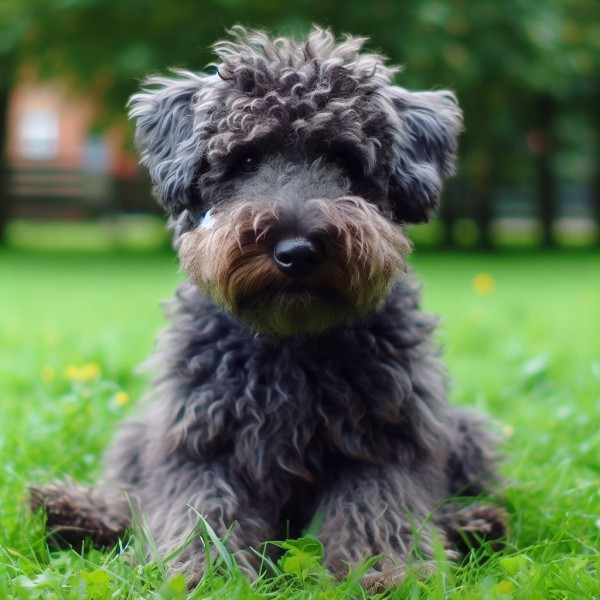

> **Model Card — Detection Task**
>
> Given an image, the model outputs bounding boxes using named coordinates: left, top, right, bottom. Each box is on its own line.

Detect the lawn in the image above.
left=1, top=245, right=599, bottom=599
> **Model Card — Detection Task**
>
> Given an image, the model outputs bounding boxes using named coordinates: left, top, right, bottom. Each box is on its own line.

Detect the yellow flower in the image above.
left=41, top=365, right=56, bottom=382
left=64, top=362, right=101, bottom=382
left=503, top=424, right=515, bottom=438
left=472, top=273, right=496, bottom=295
left=115, top=391, right=130, bottom=406
left=493, top=580, right=515, bottom=595
left=65, top=364, right=81, bottom=381
left=80, top=363, right=101, bottom=381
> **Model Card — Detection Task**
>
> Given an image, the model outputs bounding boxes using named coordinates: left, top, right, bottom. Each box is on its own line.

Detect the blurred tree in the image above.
left=1, top=0, right=598, bottom=247
left=387, top=0, right=599, bottom=248
left=0, top=81, right=10, bottom=245
left=0, top=0, right=30, bottom=244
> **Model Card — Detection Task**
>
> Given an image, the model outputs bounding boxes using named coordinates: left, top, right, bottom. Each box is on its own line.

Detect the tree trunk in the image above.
left=593, top=103, right=600, bottom=247
left=469, top=147, right=495, bottom=250
left=438, top=179, right=459, bottom=248
left=472, top=177, right=494, bottom=250
left=464, top=105, right=496, bottom=251
left=534, top=96, right=557, bottom=249
left=0, top=59, right=15, bottom=246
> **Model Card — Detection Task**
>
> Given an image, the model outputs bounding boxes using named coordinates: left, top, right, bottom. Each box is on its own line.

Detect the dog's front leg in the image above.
left=142, top=460, right=275, bottom=586
left=317, top=461, right=440, bottom=592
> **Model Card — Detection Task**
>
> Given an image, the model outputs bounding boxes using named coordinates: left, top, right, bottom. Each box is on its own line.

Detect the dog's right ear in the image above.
left=379, top=86, right=463, bottom=224
left=128, top=71, right=216, bottom=215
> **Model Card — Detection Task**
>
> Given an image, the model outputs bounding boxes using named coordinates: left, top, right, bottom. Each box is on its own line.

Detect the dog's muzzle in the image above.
left=178, top=196, right=411, bottom=336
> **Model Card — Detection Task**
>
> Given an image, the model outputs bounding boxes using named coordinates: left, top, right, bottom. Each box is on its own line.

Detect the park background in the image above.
left=1, top=1, right=599, bottom=598
left=1, top=0, right=599, bottom=248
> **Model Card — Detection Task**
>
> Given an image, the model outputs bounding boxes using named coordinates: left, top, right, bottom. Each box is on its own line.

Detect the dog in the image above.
left=31, top=26, right=506, bottom=591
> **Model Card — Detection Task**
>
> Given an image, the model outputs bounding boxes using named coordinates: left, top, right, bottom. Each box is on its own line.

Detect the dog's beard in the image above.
left=179, top=197, right=411, bottom=337
left=236, top=286, right=356, bottom=338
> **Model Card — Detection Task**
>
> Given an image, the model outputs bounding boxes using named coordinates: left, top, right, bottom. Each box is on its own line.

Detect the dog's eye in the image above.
left=328, top=151, right=361, bottom=176
left=239, top=154, right=261, bottom=174
left=199, top=208, right=215, bottom=228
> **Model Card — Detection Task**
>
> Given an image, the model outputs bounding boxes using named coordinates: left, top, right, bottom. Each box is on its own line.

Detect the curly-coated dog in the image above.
left=31, top=27, right=506, bottom=591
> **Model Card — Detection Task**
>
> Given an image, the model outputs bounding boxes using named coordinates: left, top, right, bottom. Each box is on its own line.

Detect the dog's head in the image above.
left=129, top=26, right=462, bottom=337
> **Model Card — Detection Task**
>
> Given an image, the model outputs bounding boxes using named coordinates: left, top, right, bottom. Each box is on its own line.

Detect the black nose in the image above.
left=273, top=238, right=325, bottom=278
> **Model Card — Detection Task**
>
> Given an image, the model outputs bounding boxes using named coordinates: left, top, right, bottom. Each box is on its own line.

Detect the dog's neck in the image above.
left=157, top=276, right=437, bottom=369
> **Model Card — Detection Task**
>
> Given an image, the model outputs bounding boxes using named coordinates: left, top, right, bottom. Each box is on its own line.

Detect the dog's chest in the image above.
left=165, top=284, right=433, bottom=484
left=188, top=328, right=415, bottom=483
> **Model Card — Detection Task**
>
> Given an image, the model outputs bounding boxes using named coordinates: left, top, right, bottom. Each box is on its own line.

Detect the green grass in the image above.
left=1, top=245, right=599, bottom=599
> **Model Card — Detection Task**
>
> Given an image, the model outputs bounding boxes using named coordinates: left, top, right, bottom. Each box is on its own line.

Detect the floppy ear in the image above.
left=128, top=71, right=216, bottom=216
left=381, top=87, right=463, bottom=223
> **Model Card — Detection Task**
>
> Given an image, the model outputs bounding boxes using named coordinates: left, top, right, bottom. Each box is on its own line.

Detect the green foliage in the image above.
left=5, top=0, right=599, bottom=132
left=277, top=537, right=327, bottom=582
left=1, top=247, right=599, bottom=598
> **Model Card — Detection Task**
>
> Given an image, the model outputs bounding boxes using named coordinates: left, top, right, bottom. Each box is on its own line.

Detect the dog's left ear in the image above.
left=129, top=71, right=217, bottom=216
left=380, top=87, right=463, bottom=223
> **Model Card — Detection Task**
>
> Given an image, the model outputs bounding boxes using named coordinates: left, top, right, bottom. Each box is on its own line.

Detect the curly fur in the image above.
left=130, top=26, right=461, bottom=223
left=30, top=26, right=505, bottom=591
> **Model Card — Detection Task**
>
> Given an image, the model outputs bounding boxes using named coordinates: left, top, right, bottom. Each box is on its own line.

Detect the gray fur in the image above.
left=30, top=27, right=505, bottom=591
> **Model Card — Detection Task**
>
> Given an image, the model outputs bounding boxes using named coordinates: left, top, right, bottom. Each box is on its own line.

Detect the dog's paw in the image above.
left=29, top=481, right=129, bottom=549
left=362, top=561, right=436, bottom=594
left=439, top=502, right=508, bottom=555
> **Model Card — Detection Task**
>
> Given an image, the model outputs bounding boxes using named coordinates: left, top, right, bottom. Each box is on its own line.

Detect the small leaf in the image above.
left=157, top=574, right=187, bottom=599
left=280, top=536, right=324, bottom=559
left=500, top=555, right=524, bottom=576
left=82, top=568, right=112, bottom=599
left=521, top=355, right=549, bottom=378
left=278, top=536, right=326, bottom=580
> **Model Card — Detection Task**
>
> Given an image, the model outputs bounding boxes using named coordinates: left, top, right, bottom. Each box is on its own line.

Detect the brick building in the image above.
left=6, top=67, right=143, bottom=219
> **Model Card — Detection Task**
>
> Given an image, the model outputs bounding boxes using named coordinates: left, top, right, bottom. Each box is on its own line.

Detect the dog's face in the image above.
left=130, top=27, right=462, bottom=337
